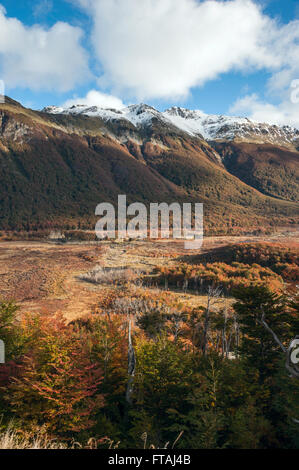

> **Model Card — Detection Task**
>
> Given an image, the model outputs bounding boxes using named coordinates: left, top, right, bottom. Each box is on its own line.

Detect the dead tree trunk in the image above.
left=202, top=286, right=222, bottom=355
left=0, top=340, right=4, bottom=364
left=126, top=318, right=136, bottom=405
left=258, top=313, right=299, bottom=379
left=234, top=314, right=240, bottom=358
left=222, top=306, right=228, bottom=358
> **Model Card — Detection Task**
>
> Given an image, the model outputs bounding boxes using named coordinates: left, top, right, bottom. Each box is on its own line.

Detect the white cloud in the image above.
left=228, top=13, right=299, bottom=128
left=1, top=0, right=298, bottom=128
left=0, top=6, right=90, bottom=92
left=33, top=0, right=53, bottom=18
left=230, top=93, right=299, bottom=128
left=268, top=20, right=299, bottom=91
left=63, top=89, right=125, bottom=109
left=74, top=0, right=299, bottom=101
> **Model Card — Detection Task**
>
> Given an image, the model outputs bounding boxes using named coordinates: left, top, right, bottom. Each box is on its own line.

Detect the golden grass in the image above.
left=0, top=427, right=67, bottom=449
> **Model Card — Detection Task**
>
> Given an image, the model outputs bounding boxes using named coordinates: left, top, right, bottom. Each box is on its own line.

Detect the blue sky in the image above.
left=0, top=0, right=298, bottom=126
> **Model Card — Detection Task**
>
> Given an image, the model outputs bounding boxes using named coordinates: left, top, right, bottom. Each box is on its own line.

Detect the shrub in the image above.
left=79, top=266, right=142, bottom=285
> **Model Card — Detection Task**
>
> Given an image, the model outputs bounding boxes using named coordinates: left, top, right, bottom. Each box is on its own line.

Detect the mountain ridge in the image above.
left=0, top=96, right=298, bottom=234
left=43, top=102, right=299, bottom=150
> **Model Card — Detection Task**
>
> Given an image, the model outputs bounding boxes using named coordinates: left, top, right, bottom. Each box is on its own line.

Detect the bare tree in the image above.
left=126, top=318, right=136, bottom=405
left=223, top=309, right=236, bottom=359
left=234, top=314, right=240, bottom=359
left=257, top=312, right=299, bottom=379
left=169, top=313, right=185, bottom=344
left=202, top=286, right=223, bottom=355
left=0, top=340, right=4, bottom=364
left=257, top=311, right=299, bottom=423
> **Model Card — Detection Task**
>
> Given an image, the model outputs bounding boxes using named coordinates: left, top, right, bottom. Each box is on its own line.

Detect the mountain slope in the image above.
left=212, top=142, right=299, bottom=202
left=0, top=97, right=298, bottom=234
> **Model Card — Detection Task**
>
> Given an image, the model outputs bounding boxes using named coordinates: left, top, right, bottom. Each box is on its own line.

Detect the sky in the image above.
left=0, top=0, right=299, bottom=127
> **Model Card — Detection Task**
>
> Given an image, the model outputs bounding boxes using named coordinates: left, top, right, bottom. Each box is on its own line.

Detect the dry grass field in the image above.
left=0, top=228, right=297, bottom=321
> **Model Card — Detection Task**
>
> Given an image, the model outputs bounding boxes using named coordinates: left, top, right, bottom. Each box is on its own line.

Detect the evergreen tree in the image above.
left=233, top=286, right=293, bottom=379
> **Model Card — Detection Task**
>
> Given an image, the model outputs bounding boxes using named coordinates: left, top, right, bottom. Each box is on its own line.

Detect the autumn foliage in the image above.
left=0, top=241, right=298, bottom=448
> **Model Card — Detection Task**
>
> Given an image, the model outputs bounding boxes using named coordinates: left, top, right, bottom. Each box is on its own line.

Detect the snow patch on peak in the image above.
left=164, top=106, right=299, bottom=145
left=42, top=102, right=299, bottom=146
left=43, top=105, right=65, bottom=114
left=42, top=102, right=165, bottom=128
left=164, top=106, right=253, bottom=140
left=122, top=104, right=163, bottom=127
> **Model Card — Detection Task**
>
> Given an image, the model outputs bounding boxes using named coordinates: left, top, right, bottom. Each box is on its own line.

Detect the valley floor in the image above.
left=0, top=228, right=298, bottom=321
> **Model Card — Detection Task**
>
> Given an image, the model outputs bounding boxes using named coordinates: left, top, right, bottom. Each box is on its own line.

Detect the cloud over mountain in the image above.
left=230, top=92, right=299, bottom=128
left=0, top=5, right=90, bottom=91
left=1, top=0, right=299, bottom=127
left=63, top=89, right=125, bottom=109
left=76, top=0, right=299, bottom=102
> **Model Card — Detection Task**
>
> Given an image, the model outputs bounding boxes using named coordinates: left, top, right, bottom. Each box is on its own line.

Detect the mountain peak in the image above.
left=41, top=101, right=299, bottom=148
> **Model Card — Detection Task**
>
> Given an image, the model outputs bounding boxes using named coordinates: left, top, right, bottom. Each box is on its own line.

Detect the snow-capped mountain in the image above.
left=164, top=107, right=299, bottom=147
left=0, top=96, right=298, bottom=232
left=43, top=104, right=166, bottom=129
left=43, top=103, right=299, bottom=148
